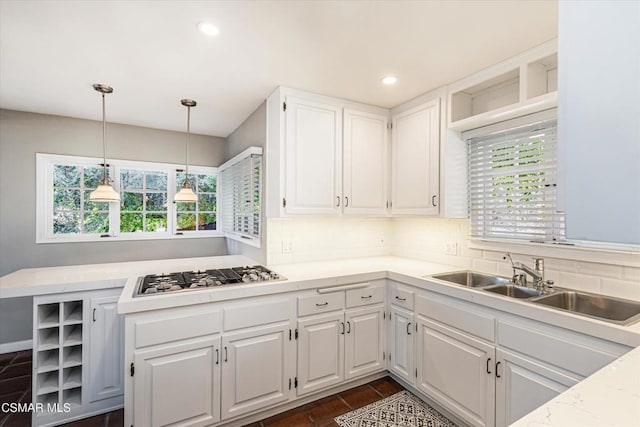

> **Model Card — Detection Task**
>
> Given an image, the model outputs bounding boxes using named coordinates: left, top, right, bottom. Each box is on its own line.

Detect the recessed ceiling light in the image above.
left=382, top=76, right=398, bottom=85
left=197, top=21, right=220, bottom=37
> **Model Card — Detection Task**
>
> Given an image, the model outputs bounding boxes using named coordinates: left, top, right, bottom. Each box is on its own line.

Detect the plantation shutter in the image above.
left=219, top=149, right=262, bottom=246
left=465, top=110, right=565, bottom=242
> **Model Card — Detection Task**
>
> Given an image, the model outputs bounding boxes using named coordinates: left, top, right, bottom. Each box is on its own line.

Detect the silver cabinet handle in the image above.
left=224, top=346, right=228, bottom=362
left=340, top=322, right=345, bottom=335
left=216, top=348, right=219, bottom=365
left=495, top=361, right=501, bottom=378
left=407, top=322, right=412, bottom=335
left=345, top=196, right=349, bottom=207
left=432, top=195, right=437, bottom=207
left=92, top=308, right=96, bottom=322
left=315, top=302, right=328, bottom=307
left=395, top=296, right=406, bottom=301
left=346, top=321, right=351, bottom=334
left=361, top=295, right=372, bottom=299
left=336, top=196, right=340, bottom=207
left=486, top=357, right=491, bottom=374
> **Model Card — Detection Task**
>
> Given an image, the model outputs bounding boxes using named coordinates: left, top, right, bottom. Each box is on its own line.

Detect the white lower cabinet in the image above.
left=297, top=312, right=345, bottom=395
left=344, top=306, right=385, bottom=379
left=220, top=323, right=293, bottom=420
left=33, top=289, right=124, bottom=427
left=134, top=336, right=221, bottom=427
left=416, top=316, right=495, bottom=427
left=89, top=295, right=124, bottom=403
left=388, top=306, right=414, bottom=384
left=495, top=349, right=579, bottom=427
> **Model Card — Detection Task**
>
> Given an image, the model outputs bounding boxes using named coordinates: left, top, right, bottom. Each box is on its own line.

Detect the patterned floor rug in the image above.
left=335, top=390, right=459, bottom=427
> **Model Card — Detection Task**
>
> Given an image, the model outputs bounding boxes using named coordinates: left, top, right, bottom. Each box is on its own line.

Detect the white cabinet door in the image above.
left=391, top=100, right=440, bottom=215
left=416, top=317, right=495, bottom=427
left=285, top=96, right=342, bottom=215
left=221, top=323, right=291, bottom=420
left=389, top=306, right=414, bottom=384
left=89, top=295, right=124, bottom=403
left=134, top=336, right=221, bottom=427
left=297, top=312, right=344, bottom=395
left=344, top=306, right=385, bottom=379
left=495, top=349, right=580, bottom=427
left=343, top=109, right=389, bottom=215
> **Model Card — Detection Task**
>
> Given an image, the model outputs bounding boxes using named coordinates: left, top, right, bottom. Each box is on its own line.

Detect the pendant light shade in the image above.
left=175, top=99, right=198, bottom=203
left=89, top=84, right=120, bottom=202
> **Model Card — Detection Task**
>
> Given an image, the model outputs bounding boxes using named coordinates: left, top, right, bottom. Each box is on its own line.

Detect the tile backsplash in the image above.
left=265, top=216, right=639, bottom=301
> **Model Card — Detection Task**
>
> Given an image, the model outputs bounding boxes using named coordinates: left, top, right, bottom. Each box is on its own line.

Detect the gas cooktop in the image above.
left=135, top=265, right=284, bottom=297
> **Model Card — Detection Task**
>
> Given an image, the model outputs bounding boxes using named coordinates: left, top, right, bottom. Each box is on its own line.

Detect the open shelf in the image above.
left=526, top=53, right=558, bottom=100
left=63, top=388, right=82, bottom=408
left=37, top=349, right=59, bottom=373
left=63, top=366, right=82, bottom=390
left=37, top=327, right=60, bottom=351
left=62, top=345, right=82, bottom=368
left=38, top=303, right=60, bottom=329
left=63, top=325, right=82, bottom=347
left=450, top=68, right=520, bottom=123
left=36, top=391, right=59, bottom=408
left=63, top=301, right=83, bottom=325
left=37, top=371, right=59, bottom=395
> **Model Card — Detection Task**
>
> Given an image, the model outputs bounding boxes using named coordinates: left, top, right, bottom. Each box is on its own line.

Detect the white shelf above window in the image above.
left=448, top=39, right=558, bottom=132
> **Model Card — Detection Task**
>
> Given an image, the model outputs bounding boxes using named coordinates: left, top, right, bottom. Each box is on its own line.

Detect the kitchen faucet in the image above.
left=503, top=253, right=545, bottom=291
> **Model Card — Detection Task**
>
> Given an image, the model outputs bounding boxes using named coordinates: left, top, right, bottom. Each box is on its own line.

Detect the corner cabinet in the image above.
left=391, top=100, right=440, bottom=215
left=32, top=288, right=124, bottom=427
left=267, top=88, right=390, bottom=217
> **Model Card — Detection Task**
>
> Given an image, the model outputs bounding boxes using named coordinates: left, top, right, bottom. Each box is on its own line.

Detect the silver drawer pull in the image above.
left=361, top=295, right=372, bottom=299
left=316, top=302, right=329, bottom=307
left=395, top=296, right=407, bottom=301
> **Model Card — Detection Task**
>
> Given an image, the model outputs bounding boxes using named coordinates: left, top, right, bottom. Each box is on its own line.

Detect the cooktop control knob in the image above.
left=270, top=272, right=279, bottom=279
left=249, top=273, right=259, bottom=281
left=260, top=272, right=271, bottom=280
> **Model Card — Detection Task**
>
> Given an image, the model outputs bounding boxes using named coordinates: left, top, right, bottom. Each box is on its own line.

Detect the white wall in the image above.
left=558, top=0, right=640, bottom=244
left=267, top=217, right=392, bottom=265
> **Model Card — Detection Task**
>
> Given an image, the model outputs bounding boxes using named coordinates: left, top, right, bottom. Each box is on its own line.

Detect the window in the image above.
left=466, top=110, right=565, bottom=242
left=36, top=154, right=220, bottom=243
left=175, top=171, right=217, bottom=233
left=120, top=169, right=168, bottom=233
left=219, top=147, right=262, bottom=247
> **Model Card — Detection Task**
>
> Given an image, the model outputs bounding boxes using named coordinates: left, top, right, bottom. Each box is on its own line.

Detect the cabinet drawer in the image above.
left=415, top=294, right=494, bottom=342
left=497, top=320, right=629, bottom=378
left=298, top=292, right=345, bottom=317
left=135, top=309, right=222, bottom=348
left=346, top=286, right=384, bottom=308
left=390, top=286, right=414, bottom=310
left=224, top=297, right=291, bottom=331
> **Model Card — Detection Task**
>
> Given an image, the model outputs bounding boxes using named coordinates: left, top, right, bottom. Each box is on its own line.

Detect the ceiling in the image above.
left=0, top=1, right=558, bottom=137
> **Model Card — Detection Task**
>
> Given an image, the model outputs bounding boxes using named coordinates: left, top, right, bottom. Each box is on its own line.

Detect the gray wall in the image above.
left=225, top=102, right=267, bottom=264
left=0, top=109, right=229, bottom=346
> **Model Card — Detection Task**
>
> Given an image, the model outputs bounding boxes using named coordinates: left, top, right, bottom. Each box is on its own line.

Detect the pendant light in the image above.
left=174, top=99, right=198, bottom=203
left=89, top=84, right=120, bottom=202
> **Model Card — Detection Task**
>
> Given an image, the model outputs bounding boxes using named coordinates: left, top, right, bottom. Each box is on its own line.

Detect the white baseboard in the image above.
left=0, top=339, right=32, bottom=354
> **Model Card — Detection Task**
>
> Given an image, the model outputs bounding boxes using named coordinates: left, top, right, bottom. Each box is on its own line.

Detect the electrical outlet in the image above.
left=281, top=240, right=293, bottom=254
left=444, top=241, right=458, bottom=256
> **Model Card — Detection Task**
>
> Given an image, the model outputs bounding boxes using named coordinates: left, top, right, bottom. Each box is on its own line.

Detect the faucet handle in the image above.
left=533, top=257, right=544, bottom=271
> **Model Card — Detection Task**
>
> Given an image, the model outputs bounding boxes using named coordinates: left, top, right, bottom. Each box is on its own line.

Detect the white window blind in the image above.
left=466, top=112, right=565, bottom=242
left=219, top=147, right=262, bottom=247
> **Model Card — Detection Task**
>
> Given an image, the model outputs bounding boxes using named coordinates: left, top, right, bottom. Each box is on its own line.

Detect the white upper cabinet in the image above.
left=391, top=100, right=440, bottom=215
left=343, top=109, right=389, bottom=215
left=284, top=96, right=342, bottom=215
left=266, top=88, right=391, bottom=217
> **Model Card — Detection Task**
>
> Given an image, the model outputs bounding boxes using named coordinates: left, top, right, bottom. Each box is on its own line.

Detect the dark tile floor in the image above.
left=0, top=350, right=404, bottom=427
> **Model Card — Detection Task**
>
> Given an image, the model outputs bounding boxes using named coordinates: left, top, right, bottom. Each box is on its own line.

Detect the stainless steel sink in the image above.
left=483, top=284, right=543, bottom=299
left=430, top=271, right=511, bottom=288
left=531, top=291, right=640, bottom=326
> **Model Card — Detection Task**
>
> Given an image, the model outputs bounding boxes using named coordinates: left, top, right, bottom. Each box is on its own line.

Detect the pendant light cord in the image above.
left=101, top=92, right=108, bottom=185
left=185, top=105, right=190, bottom=180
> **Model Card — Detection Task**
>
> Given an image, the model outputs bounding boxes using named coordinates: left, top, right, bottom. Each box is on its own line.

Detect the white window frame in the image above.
left=36, top=153, right=223, bottom=243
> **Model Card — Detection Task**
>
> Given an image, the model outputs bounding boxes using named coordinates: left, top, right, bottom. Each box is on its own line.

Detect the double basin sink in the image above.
left=429, top=271, right=640, bottom=326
